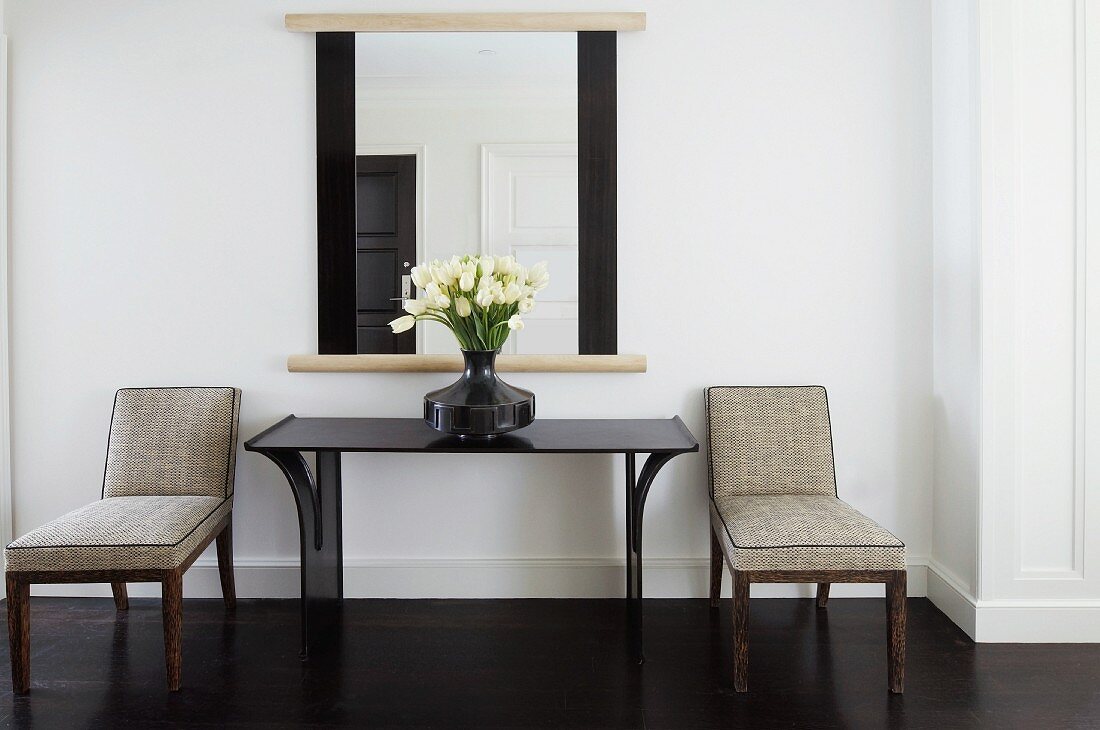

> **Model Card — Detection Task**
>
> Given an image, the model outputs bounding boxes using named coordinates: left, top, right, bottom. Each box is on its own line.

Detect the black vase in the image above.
left=424, top=349, right=535, bottom=438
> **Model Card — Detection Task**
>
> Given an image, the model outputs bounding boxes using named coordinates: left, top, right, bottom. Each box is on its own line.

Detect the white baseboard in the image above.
left=27, top=557, right=1100, bottom=642
left=29, top=556, right=928, bottom=600
left=975, top=601, right=1100, bottom=642
left=925, top=560, right=1100, bottom=642
left=925, top=559, right=978, bottom=638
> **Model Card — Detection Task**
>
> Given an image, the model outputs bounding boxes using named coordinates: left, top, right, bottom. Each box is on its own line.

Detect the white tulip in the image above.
left=459, top=271, right=475, bottom=292
left=447, top=256, right=464, bottom=281
left=518, top=297, right=535, bottom=313
left=478, top=275, right=494, bottom=291
left=404, top=299, right=428, bottom=316
left=430, top=261, right=453, bottom=287
left=389, top=314, right=416, bottom=333
left=455, top=296, right=472, bottom=317
left=492, top=284, right=507, bottom=304
left=527, top=260, right=550, bottom=291
left=479, top=256, right=495, bottom=276
left=410, top=265, right=432, bottom=289
left=503, top=282, right=522, bottom=304
left=426, top=283, right=450, bottom=309
left=527, top=260, right=548, bottom=282
left=475, top=288, right=495, bottom=308
left=507, top=314, right=524, bottom=331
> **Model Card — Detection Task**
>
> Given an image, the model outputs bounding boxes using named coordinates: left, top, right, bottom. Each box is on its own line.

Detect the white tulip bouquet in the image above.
left=389, top=254, right=549, bottom=351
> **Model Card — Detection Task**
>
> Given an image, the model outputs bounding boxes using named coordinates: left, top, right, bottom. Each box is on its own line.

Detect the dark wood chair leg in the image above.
left=6, top=575, right=30, bottom=694
left=816, top=582, right=830, bottom=609
left=709, top=527, right=724, bottom=608
left=732, top=569, right=749, bottom=693
left=162, top=570, right=183, bottom=692
left=886, top=569, right=907, bottom=693
left=216, top=517, right=236, bottom=611
left=111, top=582, right=129, bottom=611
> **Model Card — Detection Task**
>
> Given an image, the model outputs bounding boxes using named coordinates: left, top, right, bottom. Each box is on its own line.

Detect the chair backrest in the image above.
left=705, top=385, right=837, bottom=499
left=102, top=387, right=242, bottom=500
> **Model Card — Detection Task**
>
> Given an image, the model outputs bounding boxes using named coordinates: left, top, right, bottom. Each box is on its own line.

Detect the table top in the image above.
left=244, top=416, right=699, bottom=454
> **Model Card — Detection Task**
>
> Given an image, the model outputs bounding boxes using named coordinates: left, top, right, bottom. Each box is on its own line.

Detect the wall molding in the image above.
left=927, top=559, right=1100, bottom=641
left=1069, top=0, right=1089, bottom=580
left=0, top=34, right=12, bottom=566
left=974, top=0, right=1100, bottom=600
left=30, top=556, right=929, bottom=602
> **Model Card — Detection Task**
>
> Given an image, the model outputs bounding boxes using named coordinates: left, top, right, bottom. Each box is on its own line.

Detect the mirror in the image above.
left=314, top=29, right=617, bottom=359
left=354, top=32, right=580, bottom=355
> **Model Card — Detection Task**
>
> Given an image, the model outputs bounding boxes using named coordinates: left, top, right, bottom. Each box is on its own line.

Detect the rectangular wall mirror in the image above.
left=355, top=32, right=579, bottom=355
left=314, top=23, right=621, bottom=361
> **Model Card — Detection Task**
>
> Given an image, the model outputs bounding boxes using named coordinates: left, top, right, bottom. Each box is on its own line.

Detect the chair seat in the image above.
left=5, top=495, right=232, bottom=572
left=710, top=494, right=905, bottom=572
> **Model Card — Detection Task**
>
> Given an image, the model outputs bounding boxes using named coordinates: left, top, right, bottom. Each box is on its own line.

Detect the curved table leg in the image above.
left=258, top=449, right=344, bottom=658
left=625, top=451, right=679, bottom=663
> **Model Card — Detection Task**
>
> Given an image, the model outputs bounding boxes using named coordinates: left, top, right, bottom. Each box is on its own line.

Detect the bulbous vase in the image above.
left=424, top=349, right=535, bottom=438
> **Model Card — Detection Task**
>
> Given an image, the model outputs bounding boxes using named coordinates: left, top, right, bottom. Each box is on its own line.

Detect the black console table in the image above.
left=244, top=416, right=699, bottom=660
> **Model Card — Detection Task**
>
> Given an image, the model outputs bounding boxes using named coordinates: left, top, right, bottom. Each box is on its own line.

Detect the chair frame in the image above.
left=709, top=531, right=906, bottom=693
left=6, top=514, right=236, bottom=693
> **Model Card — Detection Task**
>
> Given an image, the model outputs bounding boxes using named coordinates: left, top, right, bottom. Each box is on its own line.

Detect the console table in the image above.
left=244, top=416, right=699, bottom=660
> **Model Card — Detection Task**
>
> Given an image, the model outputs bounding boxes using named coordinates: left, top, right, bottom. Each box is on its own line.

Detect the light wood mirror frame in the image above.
left=290, top=12, right=646, bottom=373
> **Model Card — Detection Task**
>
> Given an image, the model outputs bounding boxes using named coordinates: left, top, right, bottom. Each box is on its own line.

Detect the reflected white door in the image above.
left=481, top=144, right=578, bottom=354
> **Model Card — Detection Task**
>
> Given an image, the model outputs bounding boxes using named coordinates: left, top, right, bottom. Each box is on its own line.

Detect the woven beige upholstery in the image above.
left=6, top=386, right=241, bottom=572
left=709, top=497, right=904, bottom=571
left=104, top=387, right=241, bottom=499
left=706, top=386, right=836, bottom=498
left=6, top=496, right=231, bottom=572
left=706, top=385, right=904, bottom=571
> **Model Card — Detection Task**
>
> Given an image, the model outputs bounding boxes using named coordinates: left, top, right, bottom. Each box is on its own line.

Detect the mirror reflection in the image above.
left=354, top=32, right=579, bottom=355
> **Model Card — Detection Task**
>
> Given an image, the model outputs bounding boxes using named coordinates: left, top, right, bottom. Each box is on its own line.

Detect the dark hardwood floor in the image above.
left=0, top=597, right=1096, bottom=728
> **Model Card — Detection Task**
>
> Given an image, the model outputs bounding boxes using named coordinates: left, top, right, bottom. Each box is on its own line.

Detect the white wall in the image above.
left=3, top=0, right=932, bottom=599
left=929, top=0, right=980, bottom=616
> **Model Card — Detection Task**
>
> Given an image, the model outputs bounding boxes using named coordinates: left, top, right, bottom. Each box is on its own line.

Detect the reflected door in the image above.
left=482, top=144, right=578, bottom=354
left=356, top=154, right=416, bottom=353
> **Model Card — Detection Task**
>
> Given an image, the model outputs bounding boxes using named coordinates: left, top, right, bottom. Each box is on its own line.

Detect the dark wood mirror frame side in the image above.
left=314, top=31, right=618, bottom=355
left=316, top=32, right=357, bottom=355
left=577, top=32, right=617, bottom=355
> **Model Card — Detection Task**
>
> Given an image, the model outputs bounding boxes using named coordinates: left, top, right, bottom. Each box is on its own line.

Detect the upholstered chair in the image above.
left=705, top=386, right=906, bottom=693
left=5, top=387, right=241, bottom=693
